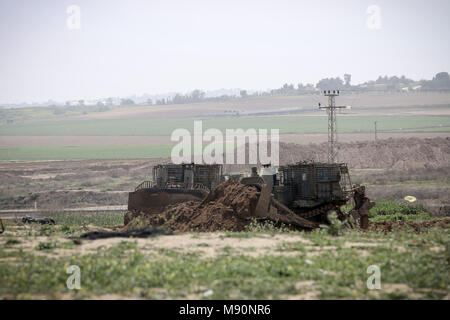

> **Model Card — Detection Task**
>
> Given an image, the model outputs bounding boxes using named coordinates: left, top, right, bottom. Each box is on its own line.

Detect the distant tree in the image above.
left=191, top=89, right=205, bottom=102
left=270, top=83, right=296, bottom=95
left=120, top=98, right=135, bottom=106
left=240, top=90, right=248, bottom=98
left=422, top=72, right=450, bottom=90
left=316, top=77, right=345, bottom=91
left=78, top=99, right=85, bottom=106
left=172, top=93, right=184, bottom=104
left=282, top=83, right=294, bottom=91
left=147, top=98, right=153, bottom=105
left=106, top=97, right=114, bottom=106
left=344, top=74, right=352, bottom=87
left=435, top=72, right=450, bottom=82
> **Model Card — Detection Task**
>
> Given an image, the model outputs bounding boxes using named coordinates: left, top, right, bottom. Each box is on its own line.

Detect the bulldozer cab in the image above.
left=152, top=163, right=223, bottom=190
left=128, top=163, right=223, bottom=215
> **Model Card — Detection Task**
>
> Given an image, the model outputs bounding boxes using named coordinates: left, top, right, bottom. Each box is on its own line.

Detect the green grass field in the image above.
left=1, top=115, right=449, bottom=136
left=1, top=114, right=448, bottom=160
left=53, top=214, right=124, bottom=227
left=0, top=145, right=173, bottom=161
left=0, top=143, right=240, bottom=161
left=0, top=213, right=448, bottom=299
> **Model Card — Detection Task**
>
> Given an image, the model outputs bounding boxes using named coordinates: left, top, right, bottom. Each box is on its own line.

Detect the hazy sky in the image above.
left=0, top=0, right=449, bottom=103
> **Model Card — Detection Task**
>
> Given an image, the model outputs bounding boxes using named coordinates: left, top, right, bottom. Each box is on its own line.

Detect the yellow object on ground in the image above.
left=404, top=196, right=417, bottom=202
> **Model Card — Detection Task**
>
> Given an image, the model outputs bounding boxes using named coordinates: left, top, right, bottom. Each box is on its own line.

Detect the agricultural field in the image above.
left=0, top=114, right=449, bottom=161
left=0, top=145, right=173, bottom=161
left=1, top=115, right=449, bottom=137
left=3, top=91, right=450, bottom=122
left=0, top=209, right=448, bottom=300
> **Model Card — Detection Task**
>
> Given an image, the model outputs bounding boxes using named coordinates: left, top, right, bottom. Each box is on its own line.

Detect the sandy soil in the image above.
left=0, top=226, right=313, bottom=259
left=2, top=225, right=447, bottom=260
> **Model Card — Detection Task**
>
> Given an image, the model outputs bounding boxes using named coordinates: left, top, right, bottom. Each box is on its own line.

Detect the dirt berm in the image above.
left=125, top=179, right=266, bottom=232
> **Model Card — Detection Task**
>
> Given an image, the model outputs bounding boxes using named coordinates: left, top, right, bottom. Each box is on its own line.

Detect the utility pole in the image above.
left=319, top=90, right=346, bottom=163
left=374, top=121, right=378, bottom=141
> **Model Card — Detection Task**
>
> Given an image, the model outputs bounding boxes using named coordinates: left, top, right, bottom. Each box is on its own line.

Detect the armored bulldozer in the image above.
left=128, top=163, right=223, bottom=215
left=127, top=162, right=372, bottom=229
left=240, top=163, right=359, bottom=226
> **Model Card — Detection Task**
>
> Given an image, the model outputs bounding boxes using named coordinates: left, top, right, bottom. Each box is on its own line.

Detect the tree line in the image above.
left=63, top=71, right=450, bottom=108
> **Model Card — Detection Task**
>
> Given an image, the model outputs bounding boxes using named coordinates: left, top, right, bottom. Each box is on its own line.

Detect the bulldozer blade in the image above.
left=254, top=185, right=272, bottom=218
left=249, top=184, right=319, bottom=229
left=269, top=198, right=319, bottom=229
left=350, top=185, right=374, bottom=230
left=358, top=198, right=375, bottom=230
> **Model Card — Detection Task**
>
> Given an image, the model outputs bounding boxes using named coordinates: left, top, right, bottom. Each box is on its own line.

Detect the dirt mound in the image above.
left=368, top=217, right=450, bottom=233
left=277, top=137, right=450, bottom=169
left=127, top=179, right=261, bottom=232
left=225, top=137, right=450, bottom=172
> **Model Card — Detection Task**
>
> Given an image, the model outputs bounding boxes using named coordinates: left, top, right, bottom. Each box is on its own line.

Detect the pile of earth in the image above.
left=224, top=137, right=450, bottom=172
left=125, top=179, right=261, bottom=232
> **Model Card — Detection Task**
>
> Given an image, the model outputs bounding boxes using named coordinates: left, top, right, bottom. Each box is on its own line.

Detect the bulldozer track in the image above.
left=269, top=198, right=319, bottom=229
left=297, top=203, right=336, bottom=219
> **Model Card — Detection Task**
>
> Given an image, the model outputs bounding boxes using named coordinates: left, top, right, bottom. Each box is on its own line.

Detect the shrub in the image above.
left=370, top=200, right=426, bottom=217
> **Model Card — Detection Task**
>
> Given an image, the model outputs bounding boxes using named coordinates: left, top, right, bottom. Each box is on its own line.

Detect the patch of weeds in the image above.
left=0, top=249, right=25, bottom=259
left=35, top=241, right=60, bottom=251
left=60, top=241, right=75, bottom=249
left=155, top=248, right=183, bottom=258
left=383, top=291, right=410, bottom=300
left=370, top=200, right=428, bottom=217
left=370, top=212, right=431, bottom=223
left=306, top=232, right=342, bottom=247
left=116, top=240, right=138, bottom=251
left=197, top=243, right=210, bottom=247
left=39, top=225, right=55, bottom=236
left=244, top=219, right=289, bottom=234
left=60, top=224, right=76, bottom=235
left=218, top=246, right=235, bottom=256
left=223, top=232, right=256, bottom=239
left=277, top=241, right=307, bottom=253
left=5, top=238, right=21, bottom=246
left=53, top=214, right=124, bottom=227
